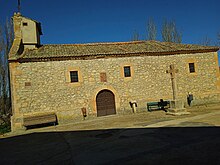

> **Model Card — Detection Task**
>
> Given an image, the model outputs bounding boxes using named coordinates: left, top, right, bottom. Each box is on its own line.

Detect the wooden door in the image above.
left=96, top=90, right=116, bottom=117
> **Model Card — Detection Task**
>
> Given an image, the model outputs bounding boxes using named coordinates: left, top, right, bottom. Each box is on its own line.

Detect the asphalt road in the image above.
left=0, top=109, right=220, bottom=165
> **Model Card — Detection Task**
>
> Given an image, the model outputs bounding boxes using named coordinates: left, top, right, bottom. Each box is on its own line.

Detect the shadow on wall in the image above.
left=0, top=127, right=220, bottom=165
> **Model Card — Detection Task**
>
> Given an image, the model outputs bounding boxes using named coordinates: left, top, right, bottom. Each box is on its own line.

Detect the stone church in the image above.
left=9, top=13, right=220, bottom=131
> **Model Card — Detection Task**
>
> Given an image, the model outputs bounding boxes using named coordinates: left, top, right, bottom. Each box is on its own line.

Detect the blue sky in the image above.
left=0, top=0, right=220, bottom=45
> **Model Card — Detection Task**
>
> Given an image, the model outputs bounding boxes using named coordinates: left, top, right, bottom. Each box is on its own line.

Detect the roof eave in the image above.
left=11, top=48, right=219, bottom=63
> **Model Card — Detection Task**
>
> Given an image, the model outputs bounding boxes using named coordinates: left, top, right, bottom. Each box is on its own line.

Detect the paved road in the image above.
left=0, top=108, right=220, bottom=165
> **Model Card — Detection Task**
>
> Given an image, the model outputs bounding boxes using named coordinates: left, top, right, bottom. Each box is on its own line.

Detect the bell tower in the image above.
left=12, top=12, right=43, bottom=49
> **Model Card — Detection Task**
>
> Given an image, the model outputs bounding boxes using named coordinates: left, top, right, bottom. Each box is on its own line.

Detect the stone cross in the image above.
left=166, top=64, right=179, bottom=100
left=18, top=0, right=21, bottom=13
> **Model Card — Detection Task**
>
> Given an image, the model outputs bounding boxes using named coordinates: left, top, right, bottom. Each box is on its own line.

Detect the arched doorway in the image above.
left=96, top=90, right=116, bottom=117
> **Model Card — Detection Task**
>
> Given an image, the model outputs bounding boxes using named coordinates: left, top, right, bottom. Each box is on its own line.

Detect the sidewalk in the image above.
left=2, top=103, right=220, bottom=138
left=48, top=103, right=220, bottom=131
left=144, top=110, right=220, bottom=127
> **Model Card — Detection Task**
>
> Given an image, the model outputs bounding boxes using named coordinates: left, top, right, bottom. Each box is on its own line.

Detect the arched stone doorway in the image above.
left=96, top=90, right=116, bottom=117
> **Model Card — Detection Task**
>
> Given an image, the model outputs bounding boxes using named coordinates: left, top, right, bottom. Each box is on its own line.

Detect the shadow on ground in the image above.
left=0, top=127, right=220, bottom=165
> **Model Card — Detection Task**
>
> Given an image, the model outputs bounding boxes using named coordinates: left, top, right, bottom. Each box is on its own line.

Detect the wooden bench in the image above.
left=23, top=113, right=57, bottom=127
left=147, top=100, right=170, bottom=112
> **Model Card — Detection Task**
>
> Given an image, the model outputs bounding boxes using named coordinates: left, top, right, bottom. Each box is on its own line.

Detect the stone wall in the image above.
left=10, top=51, right=220, bottom=130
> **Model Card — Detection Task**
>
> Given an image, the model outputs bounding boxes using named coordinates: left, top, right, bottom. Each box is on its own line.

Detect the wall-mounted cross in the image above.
left=166, top=64, right=179, bottom=100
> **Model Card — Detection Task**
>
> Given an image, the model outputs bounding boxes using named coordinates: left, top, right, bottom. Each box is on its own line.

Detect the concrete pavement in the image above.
left=144, top=110, right=220, bottom=127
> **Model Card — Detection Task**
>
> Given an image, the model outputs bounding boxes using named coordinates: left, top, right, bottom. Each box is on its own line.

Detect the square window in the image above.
left=23, top=22, right=28, bottom=26
left=70, top=71, right=79, bottom=82
left=189, top=63, right=195, bottom=73
left=124, top=66, right=131, bottom=77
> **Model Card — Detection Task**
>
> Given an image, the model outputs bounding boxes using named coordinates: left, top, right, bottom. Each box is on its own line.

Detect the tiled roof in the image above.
left=10, top=40, right=219, bottom=61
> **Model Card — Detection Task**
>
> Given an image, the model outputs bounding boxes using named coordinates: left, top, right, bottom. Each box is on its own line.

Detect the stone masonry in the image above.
left=10, top=52, right=220, bottom=127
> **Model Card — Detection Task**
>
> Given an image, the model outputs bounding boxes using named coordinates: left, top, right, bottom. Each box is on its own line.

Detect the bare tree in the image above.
left=162, top=20, right=182, bottom=43
left=162, top=20, right=172, bottom=42
left=131, top=30, right=140, bottom=41
left=172, top=22, right=182, bottom=43
left=146, top=18, right=157, bottom=40
left=200, top=36, right=212, bottom=46
left=217, top=32, right=220, bottom=46
left=0, top=18, right=13, bottom=125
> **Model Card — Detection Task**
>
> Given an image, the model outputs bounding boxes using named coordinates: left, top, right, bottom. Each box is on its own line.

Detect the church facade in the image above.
left=9, top=13, right=220, bottom=131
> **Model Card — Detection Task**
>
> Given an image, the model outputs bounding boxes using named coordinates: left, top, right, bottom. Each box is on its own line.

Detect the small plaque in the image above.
left=25, top=82, right=31, bottom=87
left=100, top=72, right=107, bottom=82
